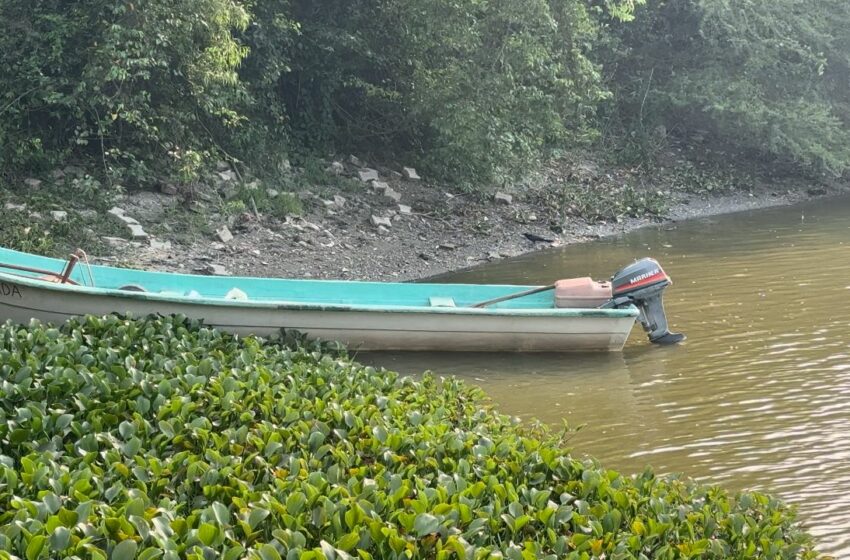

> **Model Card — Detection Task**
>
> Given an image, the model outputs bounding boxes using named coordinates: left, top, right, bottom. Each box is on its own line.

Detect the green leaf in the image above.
left=112, top=539, right=138, bottom=560
left=337, top=532, right=360, bottom=552
left=26, top=535, right=46, bottom=560
left=249, top=507, right=271, bottom=529
left=198, top=522, right=218, bottom=546
left=259, top=544, right=282, bottom=560
left=414, top=513, right=441, bottom=537
left=56, top=414, right=74, bottom=430
left=138, top=548, right=164, bottom=560
left=49, top=526, right=71, bottom=551
left=212, top=501, right=230, bottom=526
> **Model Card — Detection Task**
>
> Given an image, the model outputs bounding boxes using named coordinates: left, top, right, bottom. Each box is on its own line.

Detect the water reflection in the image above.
left=363, top=195, right=850, bottom=555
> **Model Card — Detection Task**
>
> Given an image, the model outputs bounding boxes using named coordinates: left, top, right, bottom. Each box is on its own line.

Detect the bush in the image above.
left=244, top=0, right=606, bottom=187
left=0, top=0, right=250, bottom=186
left=0, top=315, right=820, bottom=558
left=601, top=0, right=850, bottom=174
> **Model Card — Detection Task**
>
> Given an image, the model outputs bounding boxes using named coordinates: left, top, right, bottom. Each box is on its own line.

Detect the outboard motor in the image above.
left=607, top=258, right=685, bottom=345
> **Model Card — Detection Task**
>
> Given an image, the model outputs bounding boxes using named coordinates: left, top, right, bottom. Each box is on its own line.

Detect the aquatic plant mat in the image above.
left=0, top=316, right=820, bottom=559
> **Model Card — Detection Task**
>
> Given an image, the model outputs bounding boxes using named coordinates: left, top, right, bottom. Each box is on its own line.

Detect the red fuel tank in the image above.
left=554, top=277, right=613, bottom=308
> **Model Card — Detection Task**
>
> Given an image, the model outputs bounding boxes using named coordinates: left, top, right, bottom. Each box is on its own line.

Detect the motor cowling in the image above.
left=607, top=258, right=685, bottom=345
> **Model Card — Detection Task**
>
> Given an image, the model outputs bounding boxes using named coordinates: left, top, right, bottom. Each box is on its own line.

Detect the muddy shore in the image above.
left=2, top=156, right=839, bottom=281
left=106, top=163, right=829, bottom=282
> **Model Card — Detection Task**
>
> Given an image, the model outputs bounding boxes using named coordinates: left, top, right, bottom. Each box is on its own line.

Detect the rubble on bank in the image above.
left=0, top=154, right=839, bottom=282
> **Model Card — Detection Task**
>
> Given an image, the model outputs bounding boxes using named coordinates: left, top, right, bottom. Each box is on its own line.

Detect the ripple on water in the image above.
left=363, top=196, right=850, bottom=556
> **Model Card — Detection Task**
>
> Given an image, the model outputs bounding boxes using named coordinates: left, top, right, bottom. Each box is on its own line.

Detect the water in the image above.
left=363, top=195, right=850, bottom=555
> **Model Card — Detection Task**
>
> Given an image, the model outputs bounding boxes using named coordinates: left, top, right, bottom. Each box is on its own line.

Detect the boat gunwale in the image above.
left=0, top=270, right=639, bottom=319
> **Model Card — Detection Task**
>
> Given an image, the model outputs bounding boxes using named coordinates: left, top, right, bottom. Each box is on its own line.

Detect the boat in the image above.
left=0, top=247, right=683, bottom=352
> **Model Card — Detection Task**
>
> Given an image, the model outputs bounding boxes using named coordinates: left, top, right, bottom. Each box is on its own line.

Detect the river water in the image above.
left=365, top=195, right=850, bottom=555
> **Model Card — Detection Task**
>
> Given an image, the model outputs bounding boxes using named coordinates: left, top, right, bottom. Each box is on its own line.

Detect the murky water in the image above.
left=364, top=195, right=850, bottom=555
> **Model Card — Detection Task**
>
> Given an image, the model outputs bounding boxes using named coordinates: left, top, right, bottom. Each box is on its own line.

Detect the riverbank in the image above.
left=0, top=153, right=843, bottom=280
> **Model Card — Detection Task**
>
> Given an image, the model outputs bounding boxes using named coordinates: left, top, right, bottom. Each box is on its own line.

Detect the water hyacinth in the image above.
left=0, top=315, right=821, bottom=559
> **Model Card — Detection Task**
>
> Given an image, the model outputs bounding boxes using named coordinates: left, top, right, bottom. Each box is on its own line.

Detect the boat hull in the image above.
left=0, top=278, right=636, bottom=352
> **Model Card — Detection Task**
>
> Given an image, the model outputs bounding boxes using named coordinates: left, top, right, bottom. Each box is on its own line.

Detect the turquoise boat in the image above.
left=0, top=247, right=663, bottom=352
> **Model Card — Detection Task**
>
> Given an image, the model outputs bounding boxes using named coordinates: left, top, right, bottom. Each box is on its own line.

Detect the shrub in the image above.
left=0, top=315, right=820, bottom=558
left=246, top=0, right=606, bottom=187
left=601, top=0, right=850, bottom=174
left=0, top=0, right=250, bottom=186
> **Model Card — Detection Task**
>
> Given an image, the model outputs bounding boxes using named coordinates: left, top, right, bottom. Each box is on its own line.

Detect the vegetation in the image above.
left=0, top=315, right=821, bottom=559
left=600, top=0, right=850, bottom=174
left=2, top=1, right=849, bottom=187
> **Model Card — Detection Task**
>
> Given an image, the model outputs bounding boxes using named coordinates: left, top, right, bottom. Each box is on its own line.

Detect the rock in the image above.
left=326, top=161, right=345, bottom=176
left=807, top=187, right=828, bottom=196
left=107, top=207, right=137, bottom=224
left=205, top=263, right=230, bottom=276
left=302, top=220, right=321, bottom=232
left=384, top=189, right=401, bottom=202
left=102, top=236, right=128, bottom=247
left=377, top=225, right=390, bottom=235
left=23, top=178, right=42, bottom=189
left=371, top=181, right=390, bottom=193
left=149, top=239, right=172, bottom=251
left=389, top=170, right=403, bottom=180
left=211, top=242, right=226, bottom=251
left=78, top=209, right=98, bottom=220
left=51, top=210, right=68, bottom=221
left=108, top=208, right=139, bottom=226
left=371, top=215, right=393, bottom=228
left=266, top=188, right=280, bottom=198
left=487, top=251, right=501, bottom=260
left=127, top=223, right=149, bottom=240
left=398, top=204, right=412, bottom=215
left=358, top=168, right=380, bottom=182
left=217, top=169, right=238, bottom=183
left=216, top=225, right=234, bottom=243
left=160, top=183, right=179, bottom=196
left=62, top=165, right=83, bottom=177
left=50, top=169, right=66, bottom=181
left=4, top=203, right=25, bottom=211
left=494, top=192, right=513, bottom=205
left=349, top=155, right=365, bottom=168
left=402, top=167, right=421, bottom=180
left=333, top=195, right=347, bottom=208
left=383, top=188, right=402, bottom=202
left=216, top=160, right=231, bottom=172
left=439, top=243, right=457, bottom=251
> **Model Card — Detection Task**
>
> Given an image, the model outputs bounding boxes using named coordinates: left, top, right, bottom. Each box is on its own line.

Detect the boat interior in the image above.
left=0, top=247, right=570, bottom=310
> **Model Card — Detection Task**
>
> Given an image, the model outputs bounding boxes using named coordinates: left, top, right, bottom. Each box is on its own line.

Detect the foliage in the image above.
left=4, top=0, right=850, bottom=191
left=601, top=0, right=850, bottom=175
left=0, top=0, right=250, bottom=186
left=238, top=0, right=607, bottom=186
left=0, top=315, right=821, bottom=559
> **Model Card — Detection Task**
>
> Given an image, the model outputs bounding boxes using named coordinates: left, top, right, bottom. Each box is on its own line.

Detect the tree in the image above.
left=0, top=0, right=250, bottom=185
left=603, top=0, right=850, bottom=174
